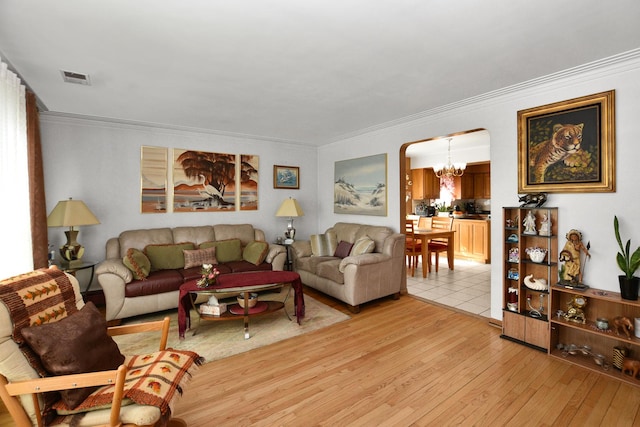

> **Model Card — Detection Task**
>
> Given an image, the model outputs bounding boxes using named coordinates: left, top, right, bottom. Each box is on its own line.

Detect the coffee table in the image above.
left=178, top=271, right=304, bottom=340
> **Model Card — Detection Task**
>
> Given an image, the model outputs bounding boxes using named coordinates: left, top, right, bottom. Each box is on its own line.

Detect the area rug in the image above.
left=111, top=292, right=350, bottom=364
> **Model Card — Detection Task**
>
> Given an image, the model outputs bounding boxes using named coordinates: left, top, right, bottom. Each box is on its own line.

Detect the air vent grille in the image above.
left=61, top=70, right=91, bottom=85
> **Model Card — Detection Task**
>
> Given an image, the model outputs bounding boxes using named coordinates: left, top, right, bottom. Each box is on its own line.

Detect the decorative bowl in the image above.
left=526, top=247, right=547, bottom=263
left=237, top=293, right=258, bottom=308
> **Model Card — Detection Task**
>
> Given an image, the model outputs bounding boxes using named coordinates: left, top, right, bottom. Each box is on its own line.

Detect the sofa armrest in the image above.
left=265, top=244, right=286, bottom=264
left=95, top=259, right=133, bottom=284
left=338, top=253, right=388, bottom=273
left=290, top=240, right=312, bottom=259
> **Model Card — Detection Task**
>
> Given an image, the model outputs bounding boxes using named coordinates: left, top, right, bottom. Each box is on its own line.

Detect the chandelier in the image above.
left=434, top=138, right=466, bottom=178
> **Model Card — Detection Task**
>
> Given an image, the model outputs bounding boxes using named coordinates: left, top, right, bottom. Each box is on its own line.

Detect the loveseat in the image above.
left=290, top=222, right=405, bottom=312
left=96, top=224, right=286, bottom=322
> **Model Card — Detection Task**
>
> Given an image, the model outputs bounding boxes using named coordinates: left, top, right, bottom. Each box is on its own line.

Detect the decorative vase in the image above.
left=619, top=275, right=640, bottom=301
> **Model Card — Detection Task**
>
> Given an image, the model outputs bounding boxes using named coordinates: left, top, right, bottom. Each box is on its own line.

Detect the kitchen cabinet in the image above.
left=452, top=219, right=490, bottom=263
left=460, top=163, right=491, bottom=199
left=411, top=168, right=440, bottom=200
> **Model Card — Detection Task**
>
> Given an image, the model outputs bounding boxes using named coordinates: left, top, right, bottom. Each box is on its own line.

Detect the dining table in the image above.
left=413, top=228, right=456, bottom=278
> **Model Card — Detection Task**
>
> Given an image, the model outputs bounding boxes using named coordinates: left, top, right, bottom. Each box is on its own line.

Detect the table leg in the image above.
left=447, top=238, right=455, bottom=270
left=422, top=240, right=428, bottom=278
left=243, top=291, right=250, bottom=339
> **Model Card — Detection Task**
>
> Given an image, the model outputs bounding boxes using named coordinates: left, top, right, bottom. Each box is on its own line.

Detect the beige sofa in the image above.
left=290, top=222, right=405, bottom=312
left=96, top=224, right=286, bottom=322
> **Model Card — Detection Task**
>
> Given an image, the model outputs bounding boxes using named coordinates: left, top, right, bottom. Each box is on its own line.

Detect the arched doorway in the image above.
left=399, top=129, right=492, bottom=317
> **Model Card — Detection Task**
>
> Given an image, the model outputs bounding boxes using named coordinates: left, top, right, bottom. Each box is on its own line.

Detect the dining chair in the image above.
left=417, top=216, right=431, bottom=229
left=428, top=216, right=454, bottom=272
left=404, top=219, right=422, bottom=276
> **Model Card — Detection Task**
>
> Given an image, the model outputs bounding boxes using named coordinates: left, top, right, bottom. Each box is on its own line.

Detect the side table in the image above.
left=275, top=241, right=293, bottom=271
left=59, top=261, right=97, bottom=295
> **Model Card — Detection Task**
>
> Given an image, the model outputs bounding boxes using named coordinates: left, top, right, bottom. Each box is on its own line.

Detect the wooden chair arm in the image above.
left=4, top=365, right=127, bottom=427
left=107, top=316, right=170, bottom=351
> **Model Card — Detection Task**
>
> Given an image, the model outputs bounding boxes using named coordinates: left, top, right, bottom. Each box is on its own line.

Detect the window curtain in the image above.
left=27, top=91, right=48, bottom=269
left=0, top=57, right=33, bottom=278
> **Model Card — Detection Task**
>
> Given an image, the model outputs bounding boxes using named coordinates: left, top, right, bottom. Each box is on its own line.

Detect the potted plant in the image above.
left=614, top=215, right=640, bottom=300
left=436, top=202, right=450, bottom=217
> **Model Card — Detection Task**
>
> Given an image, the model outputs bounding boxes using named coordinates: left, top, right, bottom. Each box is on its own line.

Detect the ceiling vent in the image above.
left=61, top=70, right=91, bottom=85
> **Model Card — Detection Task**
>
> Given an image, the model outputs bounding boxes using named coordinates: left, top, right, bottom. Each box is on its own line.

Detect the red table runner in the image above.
left=178, top=271, right=304, bottom=339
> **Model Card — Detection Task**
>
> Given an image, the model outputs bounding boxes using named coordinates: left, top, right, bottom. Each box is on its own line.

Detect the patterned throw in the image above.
left=52, top=349, right=203, bottom=418
left=0, top=268, right=78, bottom=376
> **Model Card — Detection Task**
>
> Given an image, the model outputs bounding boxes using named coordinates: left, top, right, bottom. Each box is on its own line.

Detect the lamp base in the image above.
left=60, top=230, right=85, bottom=262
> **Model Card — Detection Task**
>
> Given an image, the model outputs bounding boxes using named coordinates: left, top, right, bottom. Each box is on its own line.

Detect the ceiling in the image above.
left=1, top=1, right=640, bottom=146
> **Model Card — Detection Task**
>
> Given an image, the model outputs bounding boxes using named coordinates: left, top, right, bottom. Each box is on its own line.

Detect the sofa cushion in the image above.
left=123, top=248, right=151, bottom=280
left=21, top=302, right=125, bottom=408
left=296, top=256, right=338, bottom=274
left=316, top=259, right=344, bottom=284
left=199, top=239, right=243, bottom=263
left=243, top=241, right=269, bottom=265
left=183, top=247, right=217, bottom=269
left=172, top=225, right=215, bottom=247
left=334, top=241, right=354, bottom=258
left=310, top=233, right=337, bottom=257
left=224, top=260, right=272, bottom=273
left=117, top=228, right=173, bottom=258
left=213, top=224, right=256, bottom=246
left=351, top=237, right=376, bottom=256
left=145, top=242, right=195, bottom=270
left=124, top=270, right=184, bottom=298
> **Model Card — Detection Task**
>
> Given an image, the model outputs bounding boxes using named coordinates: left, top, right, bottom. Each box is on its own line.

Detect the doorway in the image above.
left=400, top=129, right=492, bottom=317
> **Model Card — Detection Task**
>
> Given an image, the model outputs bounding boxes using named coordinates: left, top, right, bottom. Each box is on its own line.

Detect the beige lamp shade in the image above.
left=275, top=197, right=304, bottom=218
left=47, top=198, right=100, bottom=264
left=275, top=198, right=303, bottom=242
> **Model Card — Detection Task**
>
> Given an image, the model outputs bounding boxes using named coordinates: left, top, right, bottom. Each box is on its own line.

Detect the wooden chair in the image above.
left=417, top=216, right=431, bottom=230
left=405, top=219, right=423, bottom=277
left=428, top=216, right=454, bottom=272
left=0, top=267, right=194, bottom=427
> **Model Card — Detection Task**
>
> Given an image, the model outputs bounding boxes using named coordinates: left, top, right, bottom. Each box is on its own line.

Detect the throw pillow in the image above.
left=199, top=239, right=243, bottom=263
left=123, top=248, right=151, bottom=279
left=350, top=237, right=375, bottom=256
left=21, top=302, right=125, bottom=408
left=183, top=247, right=217, bottom=269
left=310, top=233, right=338, bottom=257
left=243, top=241, right=269, bottom=266
left=144, top=242, right=195, bottom=270
left=334, top=240, right=354, bottom=258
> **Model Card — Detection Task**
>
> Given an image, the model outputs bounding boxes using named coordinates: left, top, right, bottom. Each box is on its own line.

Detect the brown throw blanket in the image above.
left=52, top=349, right=203, bottom=419
left=0, top=267, right=78, bottom=376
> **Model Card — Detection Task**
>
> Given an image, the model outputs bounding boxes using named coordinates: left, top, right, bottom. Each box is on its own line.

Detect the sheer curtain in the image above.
left=0, top=56, right=32, bottom=278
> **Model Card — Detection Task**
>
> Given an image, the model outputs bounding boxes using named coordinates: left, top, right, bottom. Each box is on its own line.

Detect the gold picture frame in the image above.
left=517, top=90, right=615, bottom=193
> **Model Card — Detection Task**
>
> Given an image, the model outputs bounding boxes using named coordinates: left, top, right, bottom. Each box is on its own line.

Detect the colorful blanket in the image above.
left=53, top=349, right=203, bottom=417
left=0, top=267, right=77, bottom=376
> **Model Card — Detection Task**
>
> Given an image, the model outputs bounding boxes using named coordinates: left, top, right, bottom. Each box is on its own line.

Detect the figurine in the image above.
left=613, top=316, right=634, bottom=340
left=518, top=192, right=547, bottom=207
left=564, top=295, right=587, bottom=324
left=559, top=229, right=591, bottom=285
left=523, top=211, right=537, bottom=235
left=539, top=213, right=551, bottom=236
left=622, top=357, right=640, bottom=379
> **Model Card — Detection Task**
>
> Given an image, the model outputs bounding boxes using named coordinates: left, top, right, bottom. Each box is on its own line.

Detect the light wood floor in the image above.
left=3, top=288, right=640, bottom=426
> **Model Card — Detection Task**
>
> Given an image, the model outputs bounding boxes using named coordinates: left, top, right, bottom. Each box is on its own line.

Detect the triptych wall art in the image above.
left=140, top=147, right=259, bottom=213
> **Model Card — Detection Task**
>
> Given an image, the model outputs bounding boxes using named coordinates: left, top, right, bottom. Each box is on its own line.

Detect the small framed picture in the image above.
left=273, top=165, right=300, bottom=189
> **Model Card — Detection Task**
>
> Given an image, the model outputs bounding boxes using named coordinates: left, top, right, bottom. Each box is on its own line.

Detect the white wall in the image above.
left=40, top=116, right=318, bottom=276
left=320, top=51, right=640, bottom=320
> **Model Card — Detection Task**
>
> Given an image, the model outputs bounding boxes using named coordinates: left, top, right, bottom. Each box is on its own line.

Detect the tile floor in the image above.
left=406, top=258, right=492, bottom=318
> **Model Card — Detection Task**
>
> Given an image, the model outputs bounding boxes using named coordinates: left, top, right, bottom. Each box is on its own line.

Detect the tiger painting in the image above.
left=529, top=123, right=584, bottom=183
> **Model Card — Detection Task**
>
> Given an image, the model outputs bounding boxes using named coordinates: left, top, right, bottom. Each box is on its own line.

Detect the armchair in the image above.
left=0, top=267, right=199, bottom=427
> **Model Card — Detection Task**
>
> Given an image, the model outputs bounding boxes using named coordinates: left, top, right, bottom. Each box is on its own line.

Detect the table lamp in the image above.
left=275, top=197, right=304, bottom=243
left=47, top=198, right=100, bottom=265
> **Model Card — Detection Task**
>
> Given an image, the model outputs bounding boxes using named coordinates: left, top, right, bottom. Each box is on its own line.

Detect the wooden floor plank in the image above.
left=3, top=289, right=640, bottom=426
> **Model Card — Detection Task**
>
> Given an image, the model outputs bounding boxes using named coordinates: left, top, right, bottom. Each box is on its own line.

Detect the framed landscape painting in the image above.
left=273, top=165, right=300, bottom=189
left=517, top=90, right=615, bottom=193
left=334, top=153, right=387, bottom=216
left=140, top=146, right=167, bottom=213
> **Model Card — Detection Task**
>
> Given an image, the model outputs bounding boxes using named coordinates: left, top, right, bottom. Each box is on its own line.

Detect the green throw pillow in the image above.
left=199, top=239, right=243, bottom=263
left=144, top=242, right=195, bottom=270
left=243, top=241, right=269, bottom=266
left=123, top=248, right=151, bottom=279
